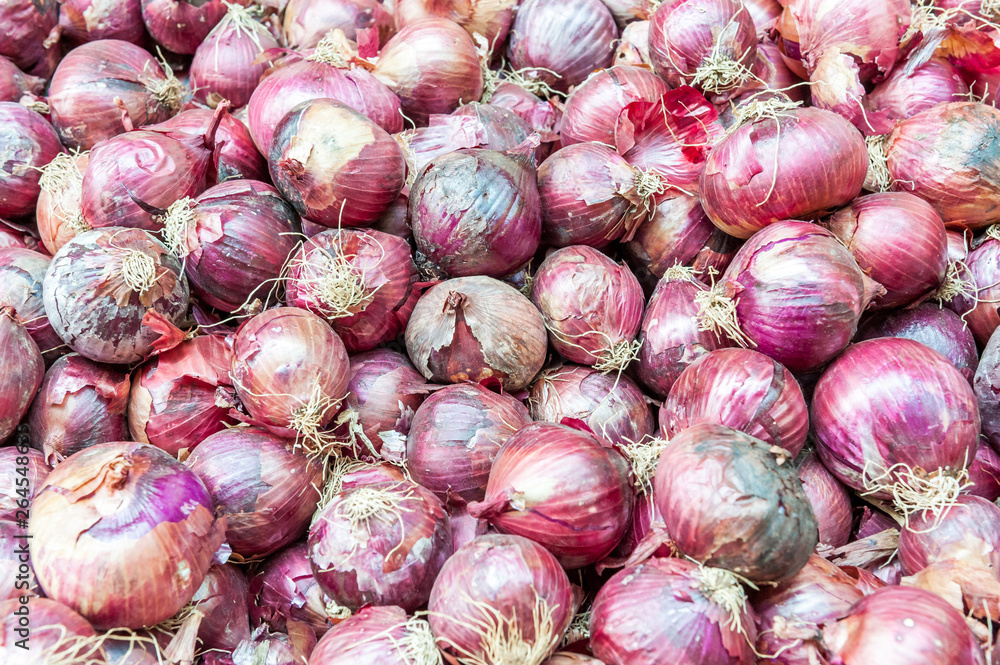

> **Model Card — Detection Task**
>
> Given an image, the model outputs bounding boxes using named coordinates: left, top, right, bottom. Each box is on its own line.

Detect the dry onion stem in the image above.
left=864, top=135, right=892, bottom=193
left=39, top=151, right=91, bottom=234
left=692, top=564, right=754, bottom=636
left=210, top=2, right=269, bottom=72
left=562, top=608, right=591, bottom=645
left=931, top=259, right=976, bottom=307
left=160, top=197, right=198, bottom=258
left=119, top=250, right=158, bottom=295
left=307, top=29, right=355, bottom=68
left=695, top=285, right=754, bottom=348
left=288, top=381, right=346, bottom=461
left=143, top=53, right=184, bottom=113
left=474, top=33, right=561, bottom=102
left=619, top=436, right=669, bottom=494
left=861, top=461, right=972, bottom=531
left=632, top=168, right=668, bottom=218
left=324, top=598, right=353, bottom=620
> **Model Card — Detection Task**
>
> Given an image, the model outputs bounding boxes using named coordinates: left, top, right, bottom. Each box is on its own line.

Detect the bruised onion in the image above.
left=0, top=103, right=63, bottom=220
left=128, top=335, right=237, bottom=457
left=0, top=447, right=49, bottom=521
left=0, top=597, right=103, bottom=665
left=797, top=452, right=853, bottom=548
left=308, top=477, right=452, bottom=611
left=969, top=440, right=1000, bottom=501
left=29, top=441, right=226, bottom=629
left=249, top=542, right=334, bottom=637
left=141, top=0, right=227, bottom=54
left=282, top=0, right=394, bottom=49
left=560, top=66, right=669, bottom=146
left=36, top=151, right=91, bottom=256
left=0, top=248, right=63, bottom=359
left=405, top=276, right=547, bottom=390
left=309, top=605, right=440, bottom=665
left=43, top=228, right=189, bottom=364
left=58, top=0, right=144, bottom=44
left=654, top=423, right=818, bottom=582
left=0, top=308, right=44, bottom=442
left=898, top=494, right=1000, bottom=575
left=28, top=354, right=130, bottom=465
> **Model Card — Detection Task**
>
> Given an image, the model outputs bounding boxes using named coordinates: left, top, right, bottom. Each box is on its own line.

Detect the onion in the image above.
left=599, top=0, right=654, bottom=27
left=0, top=103, right=62, bottom=220
left=812, top=337, right=980, bottom=513
left=231, top=627, right=313, bottom=665
left=560, top=66, right=669, bottom=146
left=867, top=58, right=969, bottom=124
left=661, top=348, right=808, bottom=456
left=0, top=248, right=64, bottom=359
left=968, top=439, right=1000, bottom=501
left=898, top=494, right=1000, bottom=575
left=529, top=364, right=654, bottom=448
left=141, top=0, right=227, bottom=55
left=405, top=276, right=547, bottom=391
left=451, top=102, right=534, bottom=151
left=309, top=605, right=441, bottom=664
left=506, top=0, right=617, bottom=93
left=745, top=41, right=807, bottom=103
left=187, top=428, right=323, bottom=559
left=0, top=0, right=59, bottom=74
left=162, top=180, right=300, bottom=313
left=0, top=597, right=106, bottom=664
left=0, top=521, right=36, bottom=600
left=428, top=534, right=574, bottom=665
left=58, top=0, right=144, bottom=44
left=269, top=98, right=406, bottom=228
left=394, top=0, right=515, bottom=46
left=181, top=563, right=252, bottom=652
left=797, top=451, right=853, bottom=548
left=128, top=335, right=237, bottom=457
left=0, top=308, right=43, bottom=442
left=249, top=542, right=338, bottom=640
left=699, top=107, right=867, bottom=238
left=952, top=228, right=1000, bottom=345
left=372, top=18, right=484, bottom=124
left=614, top=19, right=650, bottom=67
left=977, top=332, right=1000, bottom=450
left=36, top=151, right=91, bottom=256
left=0, top=219, right=44, bottom=253
left=43, top=228, right=189, bottom=364
left=282, top=0, right=394, bottom=50
left=655, top=423, right=818, bottom=582
left=635, top=265, right=730, bottom=398
left=48, top=40, right=183, bottom=151
left=487, top=82, right=560, bottom=143
left=190, top=4, right=280, bottom=109
left=30, top=441, right=227, bottom=629
left=231, top=307, right=350, bottom=453
left=649, top=0, right=757, bottom=101
left=28, top=354, right=130, bottom=465
left=696, top=221, right=881, bottom=373
left=308, top=477, right=452, bottom=611
left=0, top=55, right=44, bottom=104
left=286, top=228, right=418, bottom=352
left=406, top=381, right=531, bottom=501
left=530, top=246, right=643, bottom=371
left=744, top=0, right=781, bottom=35
left=1, top=446, right=49, bottom=527
left=590, top=556, right=756, bottom=665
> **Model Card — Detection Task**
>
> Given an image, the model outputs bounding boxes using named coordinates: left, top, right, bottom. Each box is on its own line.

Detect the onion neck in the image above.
left=864, top=134, right=892, bottom=193
left=118, top=250, right=158, bottom=296
left=692, top=565, right=750, bottom=634
left=307, top=29, right=356, bottom=68
left=620, top=437, right=669, bottom=494
left=863, top=462, right=971, bottom=530
left=160, top=197, right=197, bottom=258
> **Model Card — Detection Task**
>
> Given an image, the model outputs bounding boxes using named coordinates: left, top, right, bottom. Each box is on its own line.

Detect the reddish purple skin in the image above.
left=978, top=329, right=1000, bottom=449
left=249, top=542, right=333, bottom=637
left=899, top=494, right=1000, bottom=575
left=796, top=452, right=852, bottom=548
left=59, top=0, right=144, bottom=43
left=867, top=58, right=969, bottom=123
left=0, top=308, right=44, bottom=441
left=0, top=448, right=49, bottom=521
left=341, top=349, right=428, bottom=454
left=0, top=248, right=63, bottom=361
left=140, top=0, right=227, bottom=54
left=0, top=55, right=43, bottom=103
left=190, top=564, right=252, bottom=651
left=561, top=66, right=669, bottom=146
left=452, top=103, right=533, bottom=152
left=309, top=605, right=414, bottom=665
left=0, top=103, right=63, bottom=219
left=283, top=0, right=395, bottom=49
left=0, top=0, right=58, bottom=73
left=190, top=16, right=279, bottom=109
left=967, top=439, right=1000, bottom=501
left=0, top=520, right=37, bottom=599
left=953, top=236, right=1000, bottom=347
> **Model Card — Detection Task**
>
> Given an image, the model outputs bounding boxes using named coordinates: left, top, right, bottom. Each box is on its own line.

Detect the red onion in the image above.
left=0, top=103, right=62, bottom=220
left=182, top=563, right=253, bottom=651
left=187, top=428, right=323, bottom=559
left=529, top=364, right=654, bottom=448
left=428, top=534, right=574, bottom=665
left=308, top=477, right=452, bottom=611
left=812, top=337, right=980, bottom=510
left=190, top=4, right=280, bottom=109
left=231, top=627, right=314, bottom=665
left=269, top=98, right=406, bottom=227
left=405, top=276, right=548, bottom=390
left=649, top=0, right=757, bottom=101
left=0, top=55, right=44, bottom=104
left=700, top=107, right=867, bottom=238
left=0, top=219, right=44, bottom=253
left=0, top=0, right=59, bottom=74
left=0, top=248, right=64, bottom=359
left=977, top=332, right=1000, bottom=450
left=410, top=137, right=540, bottom=279
left=231, top=307, right=350, bottom=451
left=868, top=58, right=969, bottom=124
left=0, top=521, right=36, bottom=601
left=696, top=221, right=881, bottom=373
left=1, top=447, right=49, bottom=528
left=59, top=0, right=144, bottom=44
left=163, top=180, right=300, bottom=313
left=506, top=0, right=617, bottom=92
left=405, top=381, right=531, bottom=501
left=614, top=19, right=650, bottom=67
left=746, top=41, right=807, bottom=102
left=797, top=452, right=853, bottom=548
left=48, top=40, right=183, bottom=150
left=285, top=228, right=418, bottom=352
left=30, top=441, right=226, bottom=629
left=899, top=494, right=1000, bottom=575
left=825, top=192, right=948, bottom=309
left=141, top=0, right=227, bottom=55
left=28, top=354, right=130, bottom=465
left=952, top=229, right=1000, bottom=345
left=590, top=556, right=756, bottom=665
left=282, top=0, right=394, bottom=50
left=249, top=542, right=334, bottom=637
left=561, top=66, right=669, bottom=146
left=36, top=151, right=91, bottom=256
left=661, top=348, right=808, bottom=456
left=451, top=101, right=534, bottom=150
left=0, top=597, right=105, bottom=664
left=821, top=586, right=986, bottom=665
left=530, top=246, right=643, bottom=371
left=745, top=0, right=781, bottom=35
left=395, top=0, right=514, bottom=46
left=655, top=423, right=818, bottom=582
left=968, top=439, right=1000, bottom=501
left=487, top=81, right=560, bottom=142
left=372, top=18, right=485, bottom=123
left=0, top=308, right=43, bottom=442
left=309, top=605, right=440, bottom=664
left=599, top=0, right=654, bottom=27
left=128, top=335, right=237, bottom=457
left=43, top=228, right=189, bottom=364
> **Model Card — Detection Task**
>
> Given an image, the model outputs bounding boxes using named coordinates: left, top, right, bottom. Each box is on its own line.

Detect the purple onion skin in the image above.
left=0, top=448, right=49, bottom=522
left=59, top=0, right=145, bottom=44
left=282, top=0, right=395, bottom=50
left=0, top=521, right=37, bottom=600
left=0, top=55, right=44, bottom=103
left=796, top=452, right=852, bottom=548
left=186, top=428, right=323, bottom=560
left=858, top=304, right=978, bottom=384
left=190, top=563, right=252, bottom=651
left=812, top=337, right=981, bottom=497
left=954, top=234, right=1000, bottom=347
left=190, top=10, right=280, bottom=109
left=0, top=103, right=63, bottom=219
left=590, top=557, right=756, bottom=665
left=308, top=605, right=424, bottom=665
left=560, top=66, right=670, bottom=146
left=0, top=308, right=44, bottom=442
left=28, top=353, right=130, bottom=466
left=410, top=143, right=541, bottom=279
left=0, top=0, right=58, bottom=74
left=899, top=494, right=1000, bottom=575
left=0, top=597, right=98, bottom=664
left=968, top=438, right=1000, bottom=501
left=140, top=0, right=227, bottom=55
left=249, top=542, right=332, bottom=638
left=867, top=58, right=969, bottom=124
left=0, top=247, right=64, bottom=362
left=453, top=103, right=534, bottom=153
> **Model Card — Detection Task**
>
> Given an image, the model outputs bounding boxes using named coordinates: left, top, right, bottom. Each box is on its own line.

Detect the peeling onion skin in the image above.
left=269, top=98, right=406, bottom=228
left=0, top=597, right=98, bottom=664
left=282, top=0, right=395, bottom=50
left=0, top=54, right=44, bottom=103
left=42, top=228, right=190, bottom=365
left=128, top=335, right=237, bottom=458
left=59, top=0, right=145, bottom=44
left=899, top=494, right=1000, bottom=577
left=394, top=0, right=515, bottom=47
left=967, top=440, right=1000, bottom=502
left=405, top=276, right=548, bottom=391
left=0, top=308, right=44, bottom=442
left=812, top=337, right=980, bottom=498
left=0, top=248, right=64, bottom=362
left=29, top=354, right=130, bottom=466
left=662, top=348, right=808, bottom=457
left=0, top=447, right=49, bottom=521
left=29, top=441, right=227, bottom=630
left=140, top=0, right=228, bottom=55
left=249, top=542, right=333, bottom=638
left=187, top=428, right=323, bottom=560
left=589, top=557, right=757, bottom=665
left=654, top=424, right=818, bottom=583
left=0, top=103, right=63, bottom=220
left=796, top=452, right=852, bottom=548
left=560, top=66, right=669, bottom=146
left=186, top=564, right=252, bottom=651
left=951, top=232, right=1000, bottom=347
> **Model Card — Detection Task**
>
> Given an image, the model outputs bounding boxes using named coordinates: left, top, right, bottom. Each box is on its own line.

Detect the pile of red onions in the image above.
left=0, top=307, right=44, bottom=442
left=0, top=103, right=62, bottom=220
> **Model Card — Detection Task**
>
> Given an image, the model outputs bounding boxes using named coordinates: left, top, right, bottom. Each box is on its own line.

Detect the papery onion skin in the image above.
left=0, top=103, right=63, bottom=220
left=560, top=66, right=669, bottom=146
left=469, top=421, right=635, bottom=568
left=867, top=58, right=969, bottom=124
left=43, top=228, right=190, bottom=365
left=186, top=564, right=252, bottom=651
left=428, top=534, right=574, bottom=664
left=950, top=231, right=1000, bottom=346
left=529, top=364, right=655, bottom=448
left=0, top=447, right=49, bottom=521
left=654, top=423, right=818, bottom=582
left=308, top=605, right=437, bottom=665
left=37, top=151, right=91, bottom=257
left=59, top=0, right=145, bottom=44
left=29, top=441, right=226, bottom=629
left=282, top=0, right=394, bottom=49
left=269, top=98, right=406, bottom=228
left=0, top=248, right=64, bottom=360
left=699, top=108, right=867, bottom=238
left=812, top=337, right=980, bottom=496
left=796, top=452, right=852, bottom=548
left=662, top=348, right=808, bottom=456
left=0, top=597, right=100, bottom=664
left=141, top=0, right=227, bottom=55
left=0, top=0, right=59, bottom=74
left=249, top=542, right=333, bottom=637
left=405, top=276, right=548, bottom=391
left=0, top=308, right=44, bottom=442
left=590, top=556, right=757, bottom=665
left=506, top=0, right=617, bottom=92
left=898, top=494, right=1000, bottom=575
left=452, top=102, right=534, bottom=152
left=187, top=428, right=323, bottom=559
left=394, top=0, right=515, bottom=46
left=29, top=353, right=130, bottom=466
left=614, top=19, right=651, bottom=67
left=308, top=478, right=452, bottom=611
left=48, top=40, right=182, bottom=151
left=967, top=440, right=1000, bottom=502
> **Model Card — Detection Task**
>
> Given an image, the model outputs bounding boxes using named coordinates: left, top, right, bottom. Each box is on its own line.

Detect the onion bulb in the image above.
left=0, top=103, right=63, bottom=220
